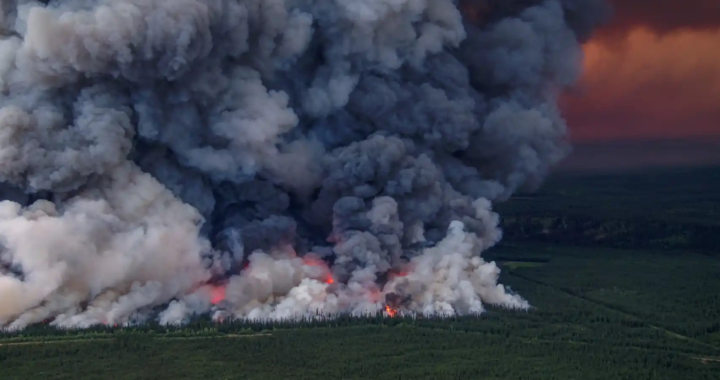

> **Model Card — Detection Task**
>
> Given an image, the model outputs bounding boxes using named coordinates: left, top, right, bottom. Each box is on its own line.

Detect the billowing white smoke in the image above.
left=0, top=0, right=608, bottom=329
left=0, top=163, right=210, bottom=328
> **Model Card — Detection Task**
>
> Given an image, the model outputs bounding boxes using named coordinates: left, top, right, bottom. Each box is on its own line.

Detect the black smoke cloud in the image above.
left=0, top=0, right=607, bottom=328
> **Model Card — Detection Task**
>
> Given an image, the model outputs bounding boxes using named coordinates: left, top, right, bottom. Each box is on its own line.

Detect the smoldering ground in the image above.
left=0, top=0, right=608, bottom=329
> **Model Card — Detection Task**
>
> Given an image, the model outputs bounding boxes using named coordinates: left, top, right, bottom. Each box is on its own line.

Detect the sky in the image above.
left=561, top=0, right=720, bottom=143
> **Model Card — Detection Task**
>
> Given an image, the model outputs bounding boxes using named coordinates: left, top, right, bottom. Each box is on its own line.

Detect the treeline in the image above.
left=1, top=323, right=717, bottom=380
left=2, top=307, right=717, bottom=356
left=0, top=312, right=495, bottom=341
left=2, top=279, right=719, bottom=379
left=500, top=215, right=720, bottom=254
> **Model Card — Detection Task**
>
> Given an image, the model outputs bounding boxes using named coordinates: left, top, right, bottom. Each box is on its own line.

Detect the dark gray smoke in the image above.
left=0, top=0, right=608, bottom=328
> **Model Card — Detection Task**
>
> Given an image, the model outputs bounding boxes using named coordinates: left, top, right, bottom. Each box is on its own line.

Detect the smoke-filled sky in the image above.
left=2, top=0, right=609, bottom=329
left=0, top=0, right=711, bottom=330
left=562, top=0, right=720, bottom=142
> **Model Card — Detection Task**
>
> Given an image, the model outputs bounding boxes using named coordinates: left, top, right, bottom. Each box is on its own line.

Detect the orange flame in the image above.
left=388, top=269, right=409, bottom=280
left=211, top=285, right=227, bottom=305
left=385, top=305, right=398, bottom=317
left=304, top=256, right=335, bottom=285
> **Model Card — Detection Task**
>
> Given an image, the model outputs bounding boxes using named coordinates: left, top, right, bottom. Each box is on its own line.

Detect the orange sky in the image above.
left=563, top=0, right=720, bottom=142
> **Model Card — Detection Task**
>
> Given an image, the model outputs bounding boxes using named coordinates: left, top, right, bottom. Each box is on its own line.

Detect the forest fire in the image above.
left=0, top=0, right=599, bottom=329
left=211, top=285, right=227, bottom=305
left=303, top=256, right=334, bottom=285
left=389, top=270, right=409, bottom=279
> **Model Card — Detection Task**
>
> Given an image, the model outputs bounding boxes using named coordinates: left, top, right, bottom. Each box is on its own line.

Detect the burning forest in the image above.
left=0, top=0, right=609, bottom=329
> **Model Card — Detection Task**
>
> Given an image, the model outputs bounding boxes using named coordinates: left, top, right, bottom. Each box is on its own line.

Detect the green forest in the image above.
left=2, top=242, right=720, bottom=380
left=497, top=166, right=720, bottom=253
left=2, top=168, right=719, bottom=379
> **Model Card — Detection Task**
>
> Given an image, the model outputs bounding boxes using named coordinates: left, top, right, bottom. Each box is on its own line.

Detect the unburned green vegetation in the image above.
left=497, top=166, right=720, bottom=253
left=2, top=243, right=719, bottom=379
left=2, top=168, right=719, bottom=379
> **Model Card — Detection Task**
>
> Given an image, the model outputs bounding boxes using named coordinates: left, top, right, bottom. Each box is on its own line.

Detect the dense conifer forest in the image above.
left=2, top=168, right=719, bottom=379
left=497, top=167, right=720, bottom=253
left=2, top=240, right=720, bottom=379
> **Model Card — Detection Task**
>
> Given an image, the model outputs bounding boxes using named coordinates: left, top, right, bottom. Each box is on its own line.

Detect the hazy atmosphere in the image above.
left=564, top=0, right=720, bottom=142
left=0, top=1, right=718, bottom=379
left=559, top=0, right=720, bottom=171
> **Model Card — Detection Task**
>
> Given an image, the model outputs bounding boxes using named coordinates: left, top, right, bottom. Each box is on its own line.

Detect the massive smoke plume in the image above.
left=0, top=0, right=608, bottom=329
